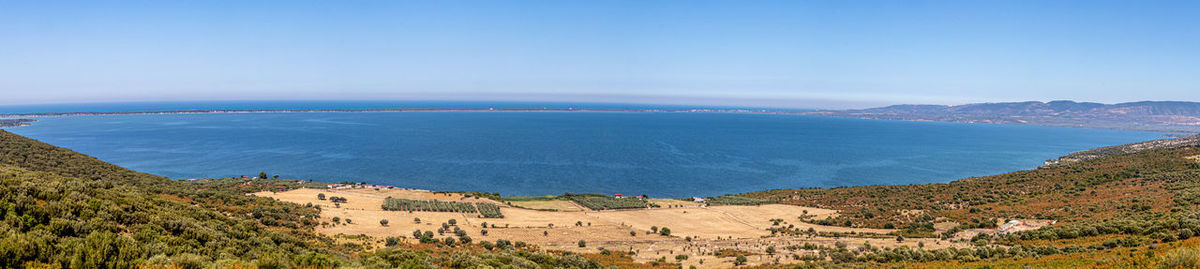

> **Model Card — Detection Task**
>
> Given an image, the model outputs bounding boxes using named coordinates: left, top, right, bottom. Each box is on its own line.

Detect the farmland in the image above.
left=705, top=195, right=771, bottom=205
left=237, top=139, right=1200, bottom=268
left=564, top=193, right=658, bottom=210
left=382, top=197, right=478, bottom=213
left=476, top=202, right=504, bottom=218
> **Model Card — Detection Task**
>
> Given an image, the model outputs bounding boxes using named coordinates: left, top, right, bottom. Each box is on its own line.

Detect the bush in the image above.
left=1158, top=248, right=1200, bottom=269
left=734, top=255, right=747, bottom=266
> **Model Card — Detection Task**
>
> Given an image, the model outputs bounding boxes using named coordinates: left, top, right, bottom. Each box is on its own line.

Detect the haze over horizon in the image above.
left=2, top=0, right=1198, bottom=108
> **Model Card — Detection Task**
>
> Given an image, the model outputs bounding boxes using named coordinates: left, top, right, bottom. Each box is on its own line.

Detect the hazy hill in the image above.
left=804, top=100, right=1200, bottom=133
left=1046, top=134, right=1200, bottom=166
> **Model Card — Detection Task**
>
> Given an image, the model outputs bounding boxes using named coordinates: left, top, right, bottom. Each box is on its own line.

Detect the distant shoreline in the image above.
left=0, top=107, right=1194, bottom=135
left=0, top=107, right=782, bottom=118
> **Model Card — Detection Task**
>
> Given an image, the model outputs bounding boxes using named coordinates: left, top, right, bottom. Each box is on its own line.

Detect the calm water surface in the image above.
left=5, top=108, right=1162, bottom=197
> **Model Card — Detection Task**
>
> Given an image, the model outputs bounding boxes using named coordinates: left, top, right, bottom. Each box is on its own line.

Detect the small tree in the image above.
left=448, top=219, right=457, bottom=225
left=766, top=246, right=776, bottom=255
left=734, top=255, right=747, bottom=266
left=444, top=237, right=456, bottom=246
left=380, top=219, right=389, bottom=226
left=459, top=235, right=472, bottom=244
left=413, top=217, right=421, bottom=223
left=481, top=229, right=488, bottom=236
left=543, top=231, right=548, bottom=236
left=273, top=174, right=280, bottom=179
left=345, top=219, right=352, bottom=224
left=385, top=237, right=399, bottom=246
left=630, top=231, right=637, bottom=237
left=332, top=217, right=340, bottom=223
left=659, top=227, right=671, bottom=236
left=651, top=226, right=659, bottom=233
left=896, top=235, right=904, bottom=242
left=578, top=240, right=586, bottom=248
left=318, top=193, right=326, bottom=200
left=259, top=171, right=268, bottom=179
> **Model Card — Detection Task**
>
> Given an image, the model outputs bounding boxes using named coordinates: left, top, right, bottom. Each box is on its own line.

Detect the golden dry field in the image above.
left=253, top=188, right=970, bottom=268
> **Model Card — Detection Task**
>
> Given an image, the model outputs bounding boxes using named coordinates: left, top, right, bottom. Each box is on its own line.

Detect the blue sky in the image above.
left=1, top=0, right=1197, bottom=108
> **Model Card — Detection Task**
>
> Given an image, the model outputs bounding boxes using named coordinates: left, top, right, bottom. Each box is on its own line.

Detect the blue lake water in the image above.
left=2, top=103, right=1163, bottom=197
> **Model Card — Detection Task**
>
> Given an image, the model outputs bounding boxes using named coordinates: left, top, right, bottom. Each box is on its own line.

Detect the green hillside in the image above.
left=9, top=126, right=1200, bottom=268
left=0, top=130, right=637, bottom=268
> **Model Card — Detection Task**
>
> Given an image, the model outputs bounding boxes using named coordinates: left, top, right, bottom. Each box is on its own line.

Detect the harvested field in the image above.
left=253, top=188, right=968, bottom=268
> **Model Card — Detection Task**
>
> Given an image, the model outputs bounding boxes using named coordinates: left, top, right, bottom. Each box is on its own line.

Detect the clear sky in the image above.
left=1, top=0, right=1197, bottom=108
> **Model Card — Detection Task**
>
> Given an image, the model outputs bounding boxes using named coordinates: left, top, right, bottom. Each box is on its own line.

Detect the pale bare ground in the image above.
left=1189, top=155, right=1200, bottom=162
left=253, top=188, right=968, bottom=268
left=507, top=200, right=586, bottom=212
left=933, top=221, right=960, bottom=234
left=954, top=218, right=1055, bottom=241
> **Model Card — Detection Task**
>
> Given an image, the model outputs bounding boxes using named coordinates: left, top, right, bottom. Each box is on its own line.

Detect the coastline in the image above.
left=2, top=106, right=1196, bottom=135
left=0, top=107, right=779, bottom=118
left=2, top=107, right=1173, bottom=198
left=4, top=118, right=1199, bottom=268
left=0, top=118, right=35, bottom=128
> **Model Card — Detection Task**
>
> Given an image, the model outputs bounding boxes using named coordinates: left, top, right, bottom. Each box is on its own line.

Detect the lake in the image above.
left=3, top=103, right=1162, bottom=197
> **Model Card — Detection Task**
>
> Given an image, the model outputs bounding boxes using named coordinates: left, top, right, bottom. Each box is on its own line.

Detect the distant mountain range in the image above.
left=802, top=100, right=1200, bottom=133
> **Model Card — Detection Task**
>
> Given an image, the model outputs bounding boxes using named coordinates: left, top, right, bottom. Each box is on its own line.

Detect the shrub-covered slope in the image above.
left=0, top=130, right=640, bottom=268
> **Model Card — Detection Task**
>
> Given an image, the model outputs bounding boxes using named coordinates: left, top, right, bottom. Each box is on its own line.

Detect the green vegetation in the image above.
left=0, top=130, right=337, bottom=267
left=704, top=195, right=771, bottom=206
left=381, top=197, right=478, bottom=213
left=0, top=130, right=636, bottom=268
left=736, top=143, right=1200, bottom=267
left=563, top=193, right=657, bottom=210
left=379, top=198, right=504, bottom=218
left=475, top=202, right=504, bottom=218
left=9, top=124, right=1200, bottom=268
